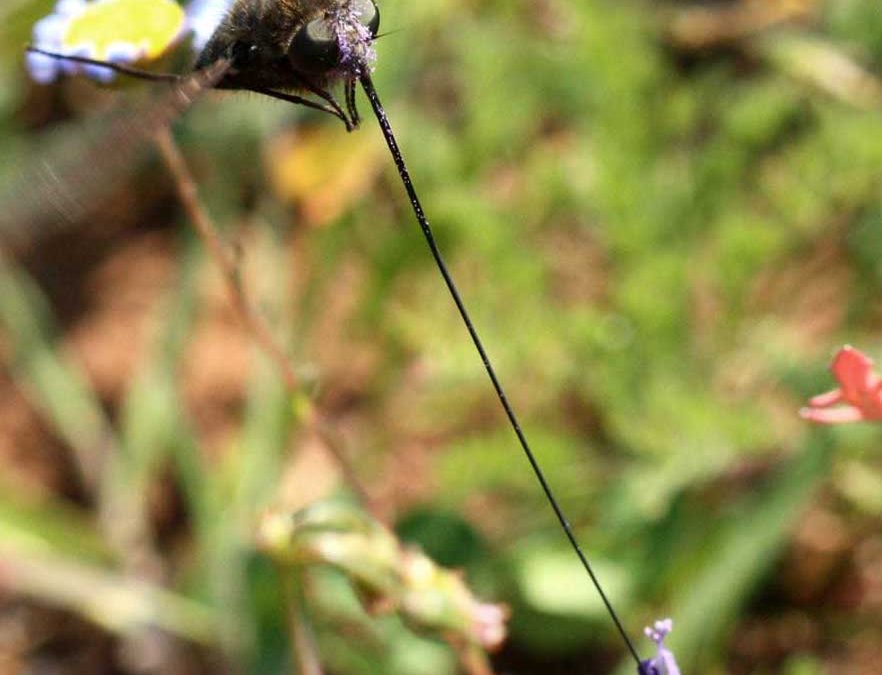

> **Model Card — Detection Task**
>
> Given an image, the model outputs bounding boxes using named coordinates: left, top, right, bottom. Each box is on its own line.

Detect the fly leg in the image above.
left=291, top=74, right=355, bottom=131
left=250, top=87, right=351, bottom=130
left=345, top=78, right=360, bottom=128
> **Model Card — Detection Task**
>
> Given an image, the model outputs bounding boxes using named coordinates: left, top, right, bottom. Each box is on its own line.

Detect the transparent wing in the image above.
left=0, top=58, right=231, bottom=249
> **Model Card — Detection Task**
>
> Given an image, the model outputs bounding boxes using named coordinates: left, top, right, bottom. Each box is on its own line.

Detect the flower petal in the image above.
left=799, top=405, right=865, bottom=424
left=25, top=50, right=61, bottom=83
left=28, top=0, right=186, bottom=84
left=807, top=388, right=843, bottom=408
left=186, top=0, right=234, bottom=53
left=642, top=618, right=681, bottom=675
left=830, top=346, right=879, bottom=404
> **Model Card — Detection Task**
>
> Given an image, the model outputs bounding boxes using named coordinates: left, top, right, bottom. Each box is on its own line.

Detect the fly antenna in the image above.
left=371, top=28, right=406, bottom=41
left=358, top=73, right=647, bottom=671
left=26, top=46, right=184, bottom=82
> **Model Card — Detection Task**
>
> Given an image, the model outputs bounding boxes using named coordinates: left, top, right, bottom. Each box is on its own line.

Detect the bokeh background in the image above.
left=1, top=0, right=882, bottom=673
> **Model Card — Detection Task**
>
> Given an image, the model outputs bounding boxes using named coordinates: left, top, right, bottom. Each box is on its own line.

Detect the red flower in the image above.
left=800, top=346, right=882, bottom=424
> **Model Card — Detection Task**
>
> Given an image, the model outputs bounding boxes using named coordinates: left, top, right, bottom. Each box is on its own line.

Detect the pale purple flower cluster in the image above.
left=640, top=619, right=681, bottom=675
left=327, top=1, right=377, bottom=77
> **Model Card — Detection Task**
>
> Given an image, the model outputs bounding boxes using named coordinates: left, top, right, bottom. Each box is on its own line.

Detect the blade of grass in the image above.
left=0, top=541, right=216, bottom=643
left=108, top=243, right=206, bottom=577
left=0, top=486, right=109, bottom=562
left=0, top=252, right=118, bottom=493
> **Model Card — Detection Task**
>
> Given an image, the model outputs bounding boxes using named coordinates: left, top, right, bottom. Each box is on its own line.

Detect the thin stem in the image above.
left=281, top=567, right=325, bottom=675
left=359, top=74, right=645, bottom=669
left=26, top=46, right=182, bottom=82
left=453, top=639, right=495, bottom=675
left=308, top=409, right=380, bottom=513
left=153, top=128, right=376, bottom=514
left=154, top=129, right=298, bottom=391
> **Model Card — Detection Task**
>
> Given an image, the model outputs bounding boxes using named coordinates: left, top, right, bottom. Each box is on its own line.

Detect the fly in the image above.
left=28, top=0, right=380, bottom=131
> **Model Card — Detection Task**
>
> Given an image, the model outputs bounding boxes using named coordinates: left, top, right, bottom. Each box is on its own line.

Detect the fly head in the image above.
left=196, top=0, right=379, bottom=92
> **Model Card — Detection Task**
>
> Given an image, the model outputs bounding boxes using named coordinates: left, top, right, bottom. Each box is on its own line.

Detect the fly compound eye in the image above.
left=289, top=1, right=380, bottom=74
left=289, top=18, right=340, bottom=73
left=354, top=0, right=380, bottom=37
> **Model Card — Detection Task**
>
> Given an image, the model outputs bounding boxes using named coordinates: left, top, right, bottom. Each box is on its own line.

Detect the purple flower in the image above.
left=25, top=0, right=199, bottom=85
left=27, top=0, right=149, bottom=83
left=639, top=619, right=681, bottom=675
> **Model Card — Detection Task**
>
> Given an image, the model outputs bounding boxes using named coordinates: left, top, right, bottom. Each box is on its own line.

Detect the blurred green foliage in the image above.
left=1, top=1, right=882, bottom=673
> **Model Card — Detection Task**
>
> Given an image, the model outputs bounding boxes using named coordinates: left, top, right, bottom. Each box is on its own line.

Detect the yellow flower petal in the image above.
left=62, top=0, right=186, bottom=61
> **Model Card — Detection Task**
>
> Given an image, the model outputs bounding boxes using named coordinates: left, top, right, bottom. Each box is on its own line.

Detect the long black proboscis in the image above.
left=359, top=73, right=645, bottom=670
